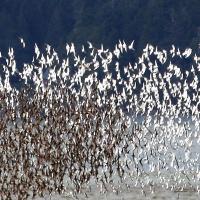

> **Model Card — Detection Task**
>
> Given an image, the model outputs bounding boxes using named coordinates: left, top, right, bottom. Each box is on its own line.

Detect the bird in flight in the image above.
left=19, top=37, right=26, bottom=48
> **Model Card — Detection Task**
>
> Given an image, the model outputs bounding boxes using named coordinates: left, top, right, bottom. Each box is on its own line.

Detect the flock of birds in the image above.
left=1, top=39, right=200, bottom=199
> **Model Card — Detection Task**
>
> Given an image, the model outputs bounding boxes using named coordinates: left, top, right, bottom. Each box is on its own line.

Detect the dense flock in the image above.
left=1, top=39, right=200, bottom=199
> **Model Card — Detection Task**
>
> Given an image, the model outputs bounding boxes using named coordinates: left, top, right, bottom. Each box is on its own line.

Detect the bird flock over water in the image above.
left=1, top=39, right=200, bottom=199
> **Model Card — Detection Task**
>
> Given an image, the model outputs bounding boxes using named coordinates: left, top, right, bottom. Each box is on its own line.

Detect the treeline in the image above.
left=0, top=0, right=200, bottom=64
